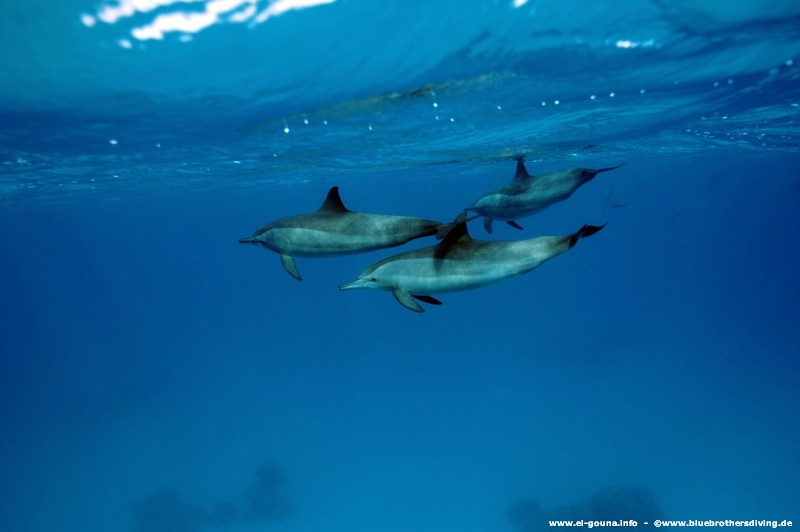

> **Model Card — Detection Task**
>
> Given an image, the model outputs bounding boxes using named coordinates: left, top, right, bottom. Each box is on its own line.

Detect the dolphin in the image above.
left=338, top=213, right=605, bottom=312
left=468, top=158, right=622, bottom=233
left=239, top=186, right=447, bottom=280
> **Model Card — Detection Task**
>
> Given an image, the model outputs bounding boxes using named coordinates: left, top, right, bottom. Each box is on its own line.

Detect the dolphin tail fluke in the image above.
left=436, top=213, right=481, bottom=239
left=568, top=223, right=606, bottom=248
left=436, top=222, right=453, bottom=240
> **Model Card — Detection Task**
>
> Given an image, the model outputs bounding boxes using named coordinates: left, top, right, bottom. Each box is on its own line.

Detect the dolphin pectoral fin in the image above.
left=392, top=289, right=424, bottom=313
left=413, top=295, right=442, bottom=306
left=483, top=216, right=494, bottom=233
left=507, top=220, right=524, bottom=230
left=280, top=254, right=303, bottom=281
left=568, top=223, right=607, bottom=248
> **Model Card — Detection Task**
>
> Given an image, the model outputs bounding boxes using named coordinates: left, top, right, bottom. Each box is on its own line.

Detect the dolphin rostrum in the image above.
left=338, top=213, right=605, bottom=312
left=467, top=158, right=622, bottom=233
left=239, top=186, right=447, bottom=280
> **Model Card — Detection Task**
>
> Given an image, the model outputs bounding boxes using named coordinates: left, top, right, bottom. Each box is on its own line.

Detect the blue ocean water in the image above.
left=1, top=1, right=799, bottom=531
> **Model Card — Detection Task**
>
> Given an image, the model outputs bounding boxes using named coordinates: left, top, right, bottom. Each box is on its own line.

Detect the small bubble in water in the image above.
left=497, top=105, right=502, bottom=110
left=639, top=88, right=646, bottom=94
left=449, top=117, right=455, bottom=122
left=433, top=102, right=438, bottom=108
left=368, top=124, right=373, bottom=131
left=609, top=92, right=616, bottom=98
left=109, top=139, right=118, bottom=145
left=541, top=101, right=546, bottom=106
left=590, top=94, right=596, bottom=100
left=727, top=78, right=734, bottom=85
left=554, top=100, right=560, bottom=105
left=323, top=120, right=328, bottom=125
left=786, top=58, right=794, bottom=66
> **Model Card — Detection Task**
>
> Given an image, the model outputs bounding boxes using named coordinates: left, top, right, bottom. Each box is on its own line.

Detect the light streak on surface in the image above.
left=80, top=0, right=336, bottom=44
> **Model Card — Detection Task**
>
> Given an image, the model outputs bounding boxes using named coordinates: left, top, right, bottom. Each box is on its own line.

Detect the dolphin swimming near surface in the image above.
left=338, top=213, right=605, bottom=312
left=468, top=158, right=622, bottom=233
left=239, top=186, right=447, bottom=280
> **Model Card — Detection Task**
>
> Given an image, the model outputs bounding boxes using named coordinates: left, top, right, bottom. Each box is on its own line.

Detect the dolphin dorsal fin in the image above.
left=512, top=158, right=533, bottom=183
left=435, top=213, right=472, bottom=258
left=318, top=186, right=350, bottom=213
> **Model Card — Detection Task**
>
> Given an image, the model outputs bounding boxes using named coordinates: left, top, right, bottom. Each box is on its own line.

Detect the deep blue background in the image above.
left=1, top=1, right=799, bottom=531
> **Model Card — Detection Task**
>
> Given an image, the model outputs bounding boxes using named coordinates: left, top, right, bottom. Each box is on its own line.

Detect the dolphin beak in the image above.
left=239, top=236, right=258, bottom=244
left=338, top=278, right=368, bottom=291
left=593, top=163, right=625, bottom=175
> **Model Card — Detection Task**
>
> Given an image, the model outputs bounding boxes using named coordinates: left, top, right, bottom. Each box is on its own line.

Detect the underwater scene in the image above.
left=1, top=1, right=799, bottom=531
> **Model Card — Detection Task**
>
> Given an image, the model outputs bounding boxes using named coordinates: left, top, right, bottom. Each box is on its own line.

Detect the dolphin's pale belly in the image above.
left=374, top=239, right=566, bottom=293
left=261, top=214, right=437, bottom=256
left=265, top=228, right=391, bottom=255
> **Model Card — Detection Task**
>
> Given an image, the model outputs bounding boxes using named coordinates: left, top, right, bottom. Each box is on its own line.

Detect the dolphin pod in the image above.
left=240, top=159, right=619, bottom=311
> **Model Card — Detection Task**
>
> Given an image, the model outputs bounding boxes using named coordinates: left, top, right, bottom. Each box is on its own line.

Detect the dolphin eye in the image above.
left=370, top=277, right=377, bottom=282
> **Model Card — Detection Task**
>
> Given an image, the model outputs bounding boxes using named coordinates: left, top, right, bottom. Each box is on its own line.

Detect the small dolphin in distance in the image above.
left=467, top=158, right=622, bottom=233
left=239, top=186, right=447, bottom=280
left=339, top=213, right=605, bottom=312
